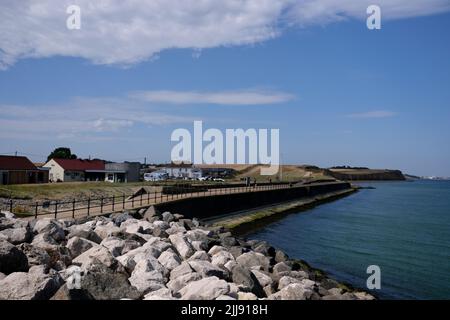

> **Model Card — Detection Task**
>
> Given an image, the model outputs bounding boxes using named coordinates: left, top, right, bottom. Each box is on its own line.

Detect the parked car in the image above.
left=144, top=172, right=169, bottom=181
left=213, top=178, right=225, bottom=182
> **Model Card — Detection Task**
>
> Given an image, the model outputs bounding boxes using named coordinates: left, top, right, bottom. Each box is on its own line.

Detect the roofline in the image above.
left=49, top=158, right=105, bottom=171
left=0, top=169, right=41, bottom=172
left=85, top=170, right=127, bottom=173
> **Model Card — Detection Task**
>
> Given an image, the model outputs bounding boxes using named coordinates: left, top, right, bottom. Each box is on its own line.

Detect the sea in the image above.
left=244, top=180, right=450, bottom=299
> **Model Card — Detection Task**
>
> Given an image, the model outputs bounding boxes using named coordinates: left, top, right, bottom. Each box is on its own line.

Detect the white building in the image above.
left=160, top=164, right=203, bottom=179
left=43, top=159, right=139, bottom=183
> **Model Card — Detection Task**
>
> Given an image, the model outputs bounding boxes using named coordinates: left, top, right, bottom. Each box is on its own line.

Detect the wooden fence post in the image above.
left=54, top=201, right=58, bottom=219
left=35, top=202, right=38, bottom=219
left=123, top=194, right=125, bottom=209
left=72, top=199, right=76, bottom=219
left=9, top=199, right=13, bottom=213
left=87, top=197, right=91, bottom=216
left=112, top=196, right=115, bottom=212
left=100, top=197, right=104, bottom=213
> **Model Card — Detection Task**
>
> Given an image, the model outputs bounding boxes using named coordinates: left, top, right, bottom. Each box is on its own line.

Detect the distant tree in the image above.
left=47, top=147, right=77, bottom=161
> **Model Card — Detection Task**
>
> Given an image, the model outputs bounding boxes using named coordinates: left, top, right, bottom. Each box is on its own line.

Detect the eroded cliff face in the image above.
left=326, top=169, right=405, bottom=181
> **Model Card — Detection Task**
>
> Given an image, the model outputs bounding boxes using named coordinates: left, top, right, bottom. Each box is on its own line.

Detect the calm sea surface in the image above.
left=245, top=181, right=450, bottom=299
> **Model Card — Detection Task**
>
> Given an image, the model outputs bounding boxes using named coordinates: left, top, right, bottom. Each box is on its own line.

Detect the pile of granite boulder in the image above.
left=0, top=208, right=375, bottom=300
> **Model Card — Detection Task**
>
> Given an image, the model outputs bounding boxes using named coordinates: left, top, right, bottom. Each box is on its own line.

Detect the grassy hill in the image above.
left=198, top=164, right=333, bottom=182
left=199, top=164, right=406, bottom=182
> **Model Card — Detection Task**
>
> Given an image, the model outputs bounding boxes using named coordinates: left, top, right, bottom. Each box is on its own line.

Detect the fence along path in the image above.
left=3, top=183, right=295, bottom=220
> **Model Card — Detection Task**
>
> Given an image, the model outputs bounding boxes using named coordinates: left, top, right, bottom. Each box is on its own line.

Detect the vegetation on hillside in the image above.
left=46, top=147, right=77, bottom=161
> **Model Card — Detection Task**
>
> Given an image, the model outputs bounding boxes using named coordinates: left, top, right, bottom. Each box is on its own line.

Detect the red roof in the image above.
left=53, top=159, right=105, bottom=171
left=0, top=155, right=38, bottom=171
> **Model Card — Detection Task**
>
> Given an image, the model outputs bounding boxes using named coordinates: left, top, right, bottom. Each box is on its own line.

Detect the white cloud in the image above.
left=0, top=87, right=291, bottom=140
left=347, top=110, right=397, bottom=119
left=0, top=0, right=284, bottom=69
left=0, top=97, right=196, bottom=140
left=93, top=118, right=134, bottom=132
left=287, top=0, right=450, bottom=26
left=1, top=0, right=449, bottom=69
left=130, top=89, right=294, bottom=105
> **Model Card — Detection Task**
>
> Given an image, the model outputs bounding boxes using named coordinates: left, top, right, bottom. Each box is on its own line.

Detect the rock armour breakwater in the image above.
left=0, top=209, right=374, bottom=300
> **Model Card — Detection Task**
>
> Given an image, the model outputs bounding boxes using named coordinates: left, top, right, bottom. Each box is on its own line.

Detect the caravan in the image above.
left=144, top=170, right=169, bottom=181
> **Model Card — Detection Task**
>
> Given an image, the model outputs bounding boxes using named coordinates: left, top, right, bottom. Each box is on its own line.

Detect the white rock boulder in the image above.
left=179, top=276, right=230, bottom=300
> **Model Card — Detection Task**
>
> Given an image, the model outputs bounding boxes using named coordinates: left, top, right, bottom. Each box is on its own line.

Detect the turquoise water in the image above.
left=246, top=181, right=450, bottom=299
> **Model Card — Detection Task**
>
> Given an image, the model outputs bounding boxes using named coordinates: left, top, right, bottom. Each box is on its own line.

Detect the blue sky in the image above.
left=1, top=1, right=450, bottom=176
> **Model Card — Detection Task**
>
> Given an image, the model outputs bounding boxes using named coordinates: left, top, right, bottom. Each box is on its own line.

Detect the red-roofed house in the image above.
left=43, top=158, right=140, bottom=183
left=43, top=158, right=105, bottom=182
left=0, top=155, right=49, bottom=185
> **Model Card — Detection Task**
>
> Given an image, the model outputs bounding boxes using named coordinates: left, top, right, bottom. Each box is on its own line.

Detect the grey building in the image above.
left=105, top=162, right=140, bottom=182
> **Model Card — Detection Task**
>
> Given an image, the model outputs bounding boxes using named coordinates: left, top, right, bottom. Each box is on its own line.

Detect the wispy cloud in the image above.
left=0, top=86, right=289, bottom=141
left=1, top=0, right=449, bottom=69
left=130, top=89, right=295, bottom=105
left=346, top=110, right=397, bottom=119
left=287, top=0, right=450, bottom=26
left=0, top=96, right=196, bottom=141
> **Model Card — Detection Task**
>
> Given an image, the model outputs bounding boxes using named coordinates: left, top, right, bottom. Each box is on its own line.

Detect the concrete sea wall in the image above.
left=154, top=182, right=352, bottom=220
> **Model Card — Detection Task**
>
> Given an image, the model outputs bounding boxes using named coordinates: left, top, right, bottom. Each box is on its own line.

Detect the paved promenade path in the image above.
left=22, top=183, right=297, bottom=220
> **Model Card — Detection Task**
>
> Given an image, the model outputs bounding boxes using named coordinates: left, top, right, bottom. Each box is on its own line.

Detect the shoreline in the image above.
left=201, top=187, right=376, bottom=299
left=0, top=205, right=375, bottom=300
left=204, top=188, right=357, bottom=232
